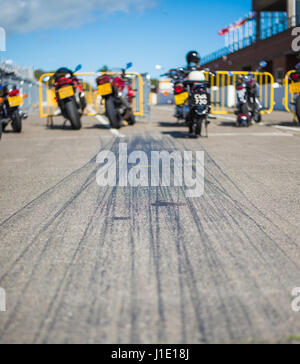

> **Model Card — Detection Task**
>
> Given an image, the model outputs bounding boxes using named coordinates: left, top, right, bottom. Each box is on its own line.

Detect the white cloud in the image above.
left=0, top=0, right=156, bottom=33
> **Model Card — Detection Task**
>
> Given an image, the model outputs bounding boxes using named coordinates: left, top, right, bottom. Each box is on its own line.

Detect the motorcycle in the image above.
left=0, top=81, right=27, bottom=139
left=51, top=65, right=86, bottom=130
left=235, top=61, right=267, bottom=127
left=288, top=62, right=300, bottom=124
left=184, top=68, right=213, bottom=138
left=96, top=63, right=136, bottom=129
left=165, top=68, right=189, bottom=122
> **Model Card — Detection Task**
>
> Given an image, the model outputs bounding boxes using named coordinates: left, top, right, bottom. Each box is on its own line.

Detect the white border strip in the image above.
left=87, top=106, right=125, bottom=138
left=272, top=125, right=300, bottom=133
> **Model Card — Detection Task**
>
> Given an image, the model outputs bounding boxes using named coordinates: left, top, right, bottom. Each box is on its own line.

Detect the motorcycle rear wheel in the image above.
left=65, top=99, right=82, bottom=130
left=106, top=96, right=122, bottom=129
left=127, top=113, right=136, bottom=126
left=11, top=109, right=22, bottom=133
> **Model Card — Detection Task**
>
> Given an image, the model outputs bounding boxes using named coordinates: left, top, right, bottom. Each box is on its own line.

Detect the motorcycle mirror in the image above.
left=43, top=76, right=50, bottom=82
left=65, top=73, right=72, bottom=78
left=126, top=62, right=133, bottom=70
left=259, top=61, right=267, bottom=68
left=74, top=64, right=82, bottom=72
left=228, top=72, right=233, bottom=77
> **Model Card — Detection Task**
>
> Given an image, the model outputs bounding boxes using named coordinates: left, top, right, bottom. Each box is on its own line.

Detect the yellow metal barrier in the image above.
left=39, top=72, right=144, bottom=121
left=284, top=70, right=298, bottom=121
left=207, top=71, right=275, bottom=115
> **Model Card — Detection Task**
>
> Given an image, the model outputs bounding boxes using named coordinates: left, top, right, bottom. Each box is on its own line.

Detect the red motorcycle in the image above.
left=52, top=65, right=86, bottom=130
left=96, top=63, right=136, bottom=129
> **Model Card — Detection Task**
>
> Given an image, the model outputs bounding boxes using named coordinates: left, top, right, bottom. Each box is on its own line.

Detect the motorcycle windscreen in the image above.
left=98, top=83, right=113, bottom=96
left=58, top=86, right=75, bottom=100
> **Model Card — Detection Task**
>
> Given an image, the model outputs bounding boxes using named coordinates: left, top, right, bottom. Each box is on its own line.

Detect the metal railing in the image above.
left=39, top=72, right=150, bottom=122
left=283, top=69, right=300, bottom=121
left=0, top=64, right=39, bottom=111
left=160, top=71, right=275, bottom=115
left=201, top=14, right=298, bottom=66
left=208, top=71, right=275, bottom=115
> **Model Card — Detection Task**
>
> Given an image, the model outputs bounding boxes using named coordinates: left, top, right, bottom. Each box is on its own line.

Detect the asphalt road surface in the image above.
left=0, top=106, right=300, bottom=344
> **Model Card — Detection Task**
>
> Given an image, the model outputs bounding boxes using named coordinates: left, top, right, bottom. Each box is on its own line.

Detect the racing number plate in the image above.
left=194, top=93, right=208, bottom=105
left=290, top=82, right=300, bottom=94
left=8, top=95, right=23, bottom=107
left=174, top=92, right=189, bottom=106
left=98, top=83, right=113, bottom=96
left=58, top=86, right=74, bottom=99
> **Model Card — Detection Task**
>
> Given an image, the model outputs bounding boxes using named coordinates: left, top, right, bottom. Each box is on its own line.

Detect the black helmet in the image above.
left=186, top=51, right=201, bottom=66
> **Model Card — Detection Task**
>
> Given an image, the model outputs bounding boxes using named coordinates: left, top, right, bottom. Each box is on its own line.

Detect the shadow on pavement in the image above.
left=46, top=124, right=73, bottom=131
left=158, top=121, right=186, bottom=128
left=84, top=124, right=109, bottom=130
left=161, top=131, right=189, bottom=139
left=218, top=121, right=237, bottom=127
left=268, top=121, right=300, bottom=128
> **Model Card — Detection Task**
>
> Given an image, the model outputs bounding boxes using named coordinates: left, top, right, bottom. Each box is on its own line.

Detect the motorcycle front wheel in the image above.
left=65, top=99, right=82, bottom=130
left=241, top=103, right=249, bottom=116
left=106, top=96, right=122, bottom=129
left=126, top=113, right=136, bottom=126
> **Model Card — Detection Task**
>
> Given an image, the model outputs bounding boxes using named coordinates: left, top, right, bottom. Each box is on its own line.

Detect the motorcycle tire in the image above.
left=0, top=121, right=2, bottom=140
left=11, top=109, right=22, bottom=133
left=80, top=95, right=87, bottom=113
left=127, top=114, right=136, bottom=126
left=65, top=99, right=82, bottom=130
left=106, top=96, right=122, bottom=129
left=296, top=96, right=300, bottom=124
left=254, top=113, right=262, bottom=123
left=195, top=119, right=202, bottom=136
left=241, top=103, right=249, bottom=116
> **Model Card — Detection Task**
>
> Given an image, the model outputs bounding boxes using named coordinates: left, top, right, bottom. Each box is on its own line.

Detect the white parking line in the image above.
left=214, top=115, right=236, bottom=121
left=272, top=125, right=300, bottom=133
left=87, top=106, right=125, bottom=138
left=209, top=132, right=293, bottom=137
left=94, top=114, right=125, bottom=138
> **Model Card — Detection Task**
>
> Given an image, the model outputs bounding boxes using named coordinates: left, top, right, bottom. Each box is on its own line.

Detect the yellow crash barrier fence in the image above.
left=283, top=70, right=299, bottom=121
left=39, top=72, right=144, bottom=123
left=207, top=71, right=275, bottom=115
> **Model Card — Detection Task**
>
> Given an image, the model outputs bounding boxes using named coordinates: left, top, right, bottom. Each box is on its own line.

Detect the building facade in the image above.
left=202, top=0, right=300, bottom=81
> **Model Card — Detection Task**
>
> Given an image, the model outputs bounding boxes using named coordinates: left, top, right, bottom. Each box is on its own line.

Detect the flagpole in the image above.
left=225, top=33, right=229, bottom=48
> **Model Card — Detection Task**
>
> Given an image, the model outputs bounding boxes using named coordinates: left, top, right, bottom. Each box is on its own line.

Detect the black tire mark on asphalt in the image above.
left=1, top=133, right=299, bottom=343
left=34, top=184, right=114, bottom=343
left=0, top=137, right=114, bottom=229
left=0, top=140, right=118, bottom=342
left=162, top=136, right=293, bottom=340
left=38, top=139, right=125, bottom=343
left=0, top=138, right=118, bottom=284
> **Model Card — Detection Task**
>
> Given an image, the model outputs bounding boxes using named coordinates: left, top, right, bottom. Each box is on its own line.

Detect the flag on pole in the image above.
left=218, top=12, right=256, bottom=36
left=218, top=27, right=230, bottom=36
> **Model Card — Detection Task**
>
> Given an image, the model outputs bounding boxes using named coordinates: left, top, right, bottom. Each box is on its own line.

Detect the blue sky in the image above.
left=0, top=0, right=252, bottom=77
